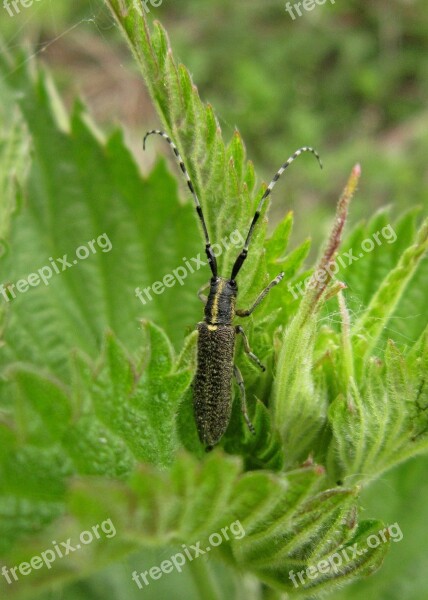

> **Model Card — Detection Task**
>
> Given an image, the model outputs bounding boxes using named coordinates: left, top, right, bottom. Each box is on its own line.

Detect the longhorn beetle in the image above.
left=143, top=130, right=322, bottom=450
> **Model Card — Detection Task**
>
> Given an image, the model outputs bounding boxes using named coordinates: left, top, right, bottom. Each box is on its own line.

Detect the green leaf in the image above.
left=327, top=336, right=428, bottom=484
left=0, top=67, right=209, bottom=382
left=0, top=452, right=367, bottom=598
left=351, top=217, right=428, bottom=362
left=0, top=325, right=192, bottom=556
left=1, top=7, right=427, bottom=598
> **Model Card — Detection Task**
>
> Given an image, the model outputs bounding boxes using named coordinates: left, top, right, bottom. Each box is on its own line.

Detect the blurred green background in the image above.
left=1, top=0, right=427, bottom=242
left=1, top=0, right=427, bottom=598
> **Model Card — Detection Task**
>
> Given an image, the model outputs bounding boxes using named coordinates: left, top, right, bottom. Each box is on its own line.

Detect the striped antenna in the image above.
left=231, top=146, right=322, bottom=280
left=143, top=130, right=218, bottom=277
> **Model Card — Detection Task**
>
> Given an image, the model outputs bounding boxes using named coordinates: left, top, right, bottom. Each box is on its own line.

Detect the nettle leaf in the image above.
left=263, top=210, right=312, bottom=321
left=221, top=396, right=285, bottom=472
left=0, top=103, right=28, bottom=243
left=0, top=326, right=193, bottom=557
left=0, top=73, right=30, bottom=348
left=0, top=4, right=427, bottom=598
left=327, top=330, right=428, bottom=484
left=67, top=457, right=387, bottom=598
left=1, top=452, right=380, bottom=599
left=409, top=326, right=428, bottom=441
left=351, top=217, right=428, bottom=363
left=337, top=209, right=419, bottom=310
left=311, top=209, right=427, bottom=355
left=0, top=62, right=208, bottom=382
left=77, top=323, right=193, bottom=469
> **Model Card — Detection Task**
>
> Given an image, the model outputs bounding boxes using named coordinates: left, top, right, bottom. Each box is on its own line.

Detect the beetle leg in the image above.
left=236, top=272, right=284, bottom=317
left=233, top=365, right=256, bottom=435
left=236, top=325, right=266, bottom=372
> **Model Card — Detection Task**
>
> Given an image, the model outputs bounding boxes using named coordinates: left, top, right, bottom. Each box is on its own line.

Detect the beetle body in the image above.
left=193, top=321, right=235, bottom=448
left=143, top=130, right=322, bottom=450
left=193, top=277, right=237, bottom=448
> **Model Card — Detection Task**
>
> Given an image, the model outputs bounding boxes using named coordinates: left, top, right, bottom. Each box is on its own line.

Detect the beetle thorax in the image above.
left=204, top=277, right=237, bottom=325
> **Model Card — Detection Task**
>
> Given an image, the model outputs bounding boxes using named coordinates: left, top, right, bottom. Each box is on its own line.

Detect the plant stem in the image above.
left=188, top=558, right=223, bottom=600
